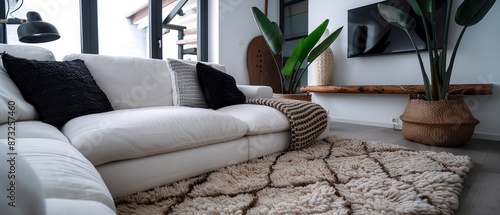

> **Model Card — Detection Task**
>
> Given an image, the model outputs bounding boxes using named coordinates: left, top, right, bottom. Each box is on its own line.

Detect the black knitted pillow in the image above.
left=196, top=62, right=246, bottom=109
left=1, top=53, right=113, bottom=128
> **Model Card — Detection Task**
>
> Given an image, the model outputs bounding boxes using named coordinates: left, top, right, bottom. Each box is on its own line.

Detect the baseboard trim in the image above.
left=330, top=116, right=393, bottom=129
left=472, top=132, right=500, bottom=141
left=330, top=116, right=500, bottom=141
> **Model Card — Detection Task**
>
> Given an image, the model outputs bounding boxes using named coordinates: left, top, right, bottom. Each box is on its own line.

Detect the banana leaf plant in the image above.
left=251, top=7, right=343, bottom=94
left=377, top=0, right=496, bottom=101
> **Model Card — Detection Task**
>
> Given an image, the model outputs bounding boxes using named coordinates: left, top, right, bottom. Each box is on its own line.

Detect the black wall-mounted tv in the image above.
left=347, top=0, right=447, bottom=58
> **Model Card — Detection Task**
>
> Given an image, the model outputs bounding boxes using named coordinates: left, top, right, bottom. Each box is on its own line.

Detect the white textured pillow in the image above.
left=167, top=58, right=208, bottom=108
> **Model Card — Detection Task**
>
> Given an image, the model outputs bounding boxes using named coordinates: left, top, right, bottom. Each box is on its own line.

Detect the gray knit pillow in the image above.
left=168, top=59, right=208, bottom=108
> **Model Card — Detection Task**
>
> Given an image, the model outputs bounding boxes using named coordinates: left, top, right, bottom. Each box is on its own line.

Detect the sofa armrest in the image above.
left=237, top=85, right=273, bottom=99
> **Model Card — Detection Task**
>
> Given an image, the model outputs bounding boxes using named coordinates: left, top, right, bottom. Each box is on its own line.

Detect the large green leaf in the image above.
left=272, top=22, right=284, bottom=49
left=301, top=19, right=329, bottom=58
left=377, top=4, right=417, bottom=31
left=407, top=0, right=445, bottom=16
left=456, top=0, right=496, bottom=27
left=308, top=26, right=343, bottom=62
left=281, top=19, right=329, bottom=77
left=251, top=7, right=284, bottom=54
left=282, top=39, right=305, bottom=77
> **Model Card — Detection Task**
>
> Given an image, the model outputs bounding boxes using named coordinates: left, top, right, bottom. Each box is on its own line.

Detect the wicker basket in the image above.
left=400, top=95, right=479, bottom=147
left=314, top=47, right=334, bottom=86
left=273, top=93, right=312, bottom=102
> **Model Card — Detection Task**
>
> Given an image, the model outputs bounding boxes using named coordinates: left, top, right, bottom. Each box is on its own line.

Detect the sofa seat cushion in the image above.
left=62, top=106, right=248, bottom=166
left=0, top=121, right=69, bottom=142
left=4, top=138, right=115, bottom=211
left=46, top=199, right=116, bottom=215
left=216, top=104, right=290, bottom=135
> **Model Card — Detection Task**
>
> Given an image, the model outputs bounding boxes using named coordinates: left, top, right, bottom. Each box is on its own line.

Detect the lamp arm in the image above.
left=0, top=18, right=28, bottom=24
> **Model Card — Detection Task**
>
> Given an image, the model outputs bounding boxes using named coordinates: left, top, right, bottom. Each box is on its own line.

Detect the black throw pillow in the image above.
left=1, top=53, right=113, bottom=128
left=196, top=62, right=246, bottom=109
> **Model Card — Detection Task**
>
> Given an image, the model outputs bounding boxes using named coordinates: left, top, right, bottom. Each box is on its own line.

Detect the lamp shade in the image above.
left=17, top=12, right=60, bottom=43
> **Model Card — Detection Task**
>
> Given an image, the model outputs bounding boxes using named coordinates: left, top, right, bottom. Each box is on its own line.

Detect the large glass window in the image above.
left=281, top=0, right=308, bottom=93
left=161, top=0, right=198, bottom=61
left=120, top=0, right=199, bottom=60
left=5, top=0, right=81, bottom=60
left=98, top=0, right=148, bottom=58
left=3, top=0, right=205, bottom=60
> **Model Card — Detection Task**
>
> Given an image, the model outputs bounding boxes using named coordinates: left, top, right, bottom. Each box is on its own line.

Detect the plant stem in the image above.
left=416, top=3, right=437, bottom=100
left=429, top=11, right=443, bottom=100
left=293, top=62, right=313, bottom=94
left=444, top=26, right=467, bottom=96
left=405, top=30, right=431, bottom=100
left=440, top=0, right=453, bottom=99
left=288, top=59, right=305, bottom=93
left=269, top=52, right=285, bottom=93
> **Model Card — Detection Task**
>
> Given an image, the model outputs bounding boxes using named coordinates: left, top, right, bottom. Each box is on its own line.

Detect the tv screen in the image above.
left=347, top=0, right=447, bottom=58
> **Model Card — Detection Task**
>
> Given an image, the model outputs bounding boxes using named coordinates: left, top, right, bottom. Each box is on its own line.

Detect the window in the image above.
left=2, top=0, right=207, bottom=61
left=126, top=0, right=204, bottom=61
left=161, top=0, right=198, bottom=61
left=281, top=0, right=308, bottom=93
left=98, top=0, right=148, bottom=58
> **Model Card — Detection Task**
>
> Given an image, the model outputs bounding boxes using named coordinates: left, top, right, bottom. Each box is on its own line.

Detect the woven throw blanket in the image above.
left=246, top=98, right=328, bottom=150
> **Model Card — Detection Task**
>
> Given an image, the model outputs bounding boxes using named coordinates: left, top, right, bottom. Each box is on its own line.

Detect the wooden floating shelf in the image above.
left=301, top=84, right=492, bottom=95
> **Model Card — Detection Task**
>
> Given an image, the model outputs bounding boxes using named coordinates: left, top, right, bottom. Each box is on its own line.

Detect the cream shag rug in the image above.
left=115, top=136, right=472, bottom=215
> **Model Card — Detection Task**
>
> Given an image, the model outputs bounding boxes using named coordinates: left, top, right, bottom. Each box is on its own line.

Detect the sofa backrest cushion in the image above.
left=64, top=54, right=173, bottom=109
left=0, top=44, right=56, bottom=61
left=0, top=44, right=56, bottom=124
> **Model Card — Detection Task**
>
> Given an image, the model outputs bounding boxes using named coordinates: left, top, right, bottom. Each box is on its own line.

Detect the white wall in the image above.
left=308, top=0, right=500, bottom=140
left=217, top=0, right=279, bottom=84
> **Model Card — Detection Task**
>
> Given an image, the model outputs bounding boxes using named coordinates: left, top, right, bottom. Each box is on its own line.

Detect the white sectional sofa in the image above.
left=0, top=44, right=328, bottom=214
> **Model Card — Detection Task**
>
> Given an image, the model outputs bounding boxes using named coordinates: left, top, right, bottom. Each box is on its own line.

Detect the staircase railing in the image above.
left=162, top=0, right=196, bottom=59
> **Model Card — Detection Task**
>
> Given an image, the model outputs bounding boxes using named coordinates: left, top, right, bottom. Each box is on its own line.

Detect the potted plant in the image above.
left=251, top=7, right=343, bottom=99
left=377, top=0, right=496, bottom=146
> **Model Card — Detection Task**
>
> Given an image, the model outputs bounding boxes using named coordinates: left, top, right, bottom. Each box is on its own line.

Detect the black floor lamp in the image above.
left=0, top=0, right=60, bottom=43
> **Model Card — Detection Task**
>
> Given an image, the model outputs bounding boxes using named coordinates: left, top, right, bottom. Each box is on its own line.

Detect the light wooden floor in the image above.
left=329, top=122, right=500, bottom=215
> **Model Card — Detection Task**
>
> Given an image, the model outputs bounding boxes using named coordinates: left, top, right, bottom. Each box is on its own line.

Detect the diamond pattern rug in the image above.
left=115, top=136, right=472, bottom=214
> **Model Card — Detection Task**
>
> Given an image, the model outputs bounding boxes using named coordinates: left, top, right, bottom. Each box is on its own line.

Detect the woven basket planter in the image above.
left=273, top=93, right=311, bottom=102
left=400, top=95, right=479, bottom=147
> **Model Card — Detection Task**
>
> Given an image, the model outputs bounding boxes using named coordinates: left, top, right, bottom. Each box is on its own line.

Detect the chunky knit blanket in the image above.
left=245, top=98, right=328, bottom=150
